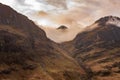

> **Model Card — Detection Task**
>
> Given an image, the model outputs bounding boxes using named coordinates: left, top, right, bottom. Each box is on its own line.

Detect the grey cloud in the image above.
left=65, top=0, right=120, bottom=26
left=36, top=0, right=67, bottom=9
left=16, top=0, right=25, bottom=5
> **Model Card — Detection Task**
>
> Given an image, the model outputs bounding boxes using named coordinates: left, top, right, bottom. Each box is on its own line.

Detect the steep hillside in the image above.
left=0, top=3, right=88, bottom=80
left=61, top=16, right=120, bottom=80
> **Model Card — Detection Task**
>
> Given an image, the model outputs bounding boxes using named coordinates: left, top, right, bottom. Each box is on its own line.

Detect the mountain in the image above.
left=42, top=24, right=82, bottom=43
left=61, top=16, right=120, bottom=80
left=0, top=3, right=89, bottom=80
left=57, top=25, right=68, bottom=30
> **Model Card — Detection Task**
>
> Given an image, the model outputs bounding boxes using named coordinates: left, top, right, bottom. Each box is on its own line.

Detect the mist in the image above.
left=0, top=0, right=120, bottom=42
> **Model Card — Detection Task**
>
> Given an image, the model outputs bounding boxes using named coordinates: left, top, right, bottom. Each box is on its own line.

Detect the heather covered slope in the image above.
left=61, top=16, right=120, bottom=80
left=0, top=3, right=88, bottom=80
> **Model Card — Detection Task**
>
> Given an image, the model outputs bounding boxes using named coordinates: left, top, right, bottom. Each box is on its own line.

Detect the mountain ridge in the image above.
left=95, top=16, right=120, bottom=25
left=60, top=15, right=120, bottom=80
left=0, top=3, right=88, bottom=80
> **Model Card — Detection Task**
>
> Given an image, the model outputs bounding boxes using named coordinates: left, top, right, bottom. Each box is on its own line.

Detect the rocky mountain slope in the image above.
left=0, top=3, right=89, bottom=80
left=61, top=16, right=120, bottom=80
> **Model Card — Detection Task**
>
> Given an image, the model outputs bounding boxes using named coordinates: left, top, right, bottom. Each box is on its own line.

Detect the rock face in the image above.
left=0, top=3, right=88, bottom=80
left=61, top=16, right=120, bottom=80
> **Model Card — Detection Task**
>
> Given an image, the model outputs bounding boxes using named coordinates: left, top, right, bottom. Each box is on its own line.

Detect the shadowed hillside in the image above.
left=0, top=3, right=89, bottom=80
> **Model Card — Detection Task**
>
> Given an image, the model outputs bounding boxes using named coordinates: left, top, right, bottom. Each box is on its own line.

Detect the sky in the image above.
left=0, top=0, right=120, bottom=42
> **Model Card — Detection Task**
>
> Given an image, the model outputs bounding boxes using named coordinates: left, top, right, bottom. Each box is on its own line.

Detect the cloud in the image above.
left=0, top=0, right=120, bottom=42
left=71, top=0, right=120, bottom=26
left=37, top=0, right=67, bottom=9
left=1, top=0, right=120, bottom=27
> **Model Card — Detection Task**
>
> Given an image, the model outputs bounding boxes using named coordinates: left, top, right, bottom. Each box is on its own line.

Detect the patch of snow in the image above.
left=106, top=17, right=120, bottom=27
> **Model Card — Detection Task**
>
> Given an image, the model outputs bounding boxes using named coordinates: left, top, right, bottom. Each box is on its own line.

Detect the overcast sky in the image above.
left=0, top=0, right=120, bottom=42
left=0, top=0, right=120, bottom=28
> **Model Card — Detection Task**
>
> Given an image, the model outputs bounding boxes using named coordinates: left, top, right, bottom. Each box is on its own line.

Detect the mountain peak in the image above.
left=95, top=16, right=120, bottom=23
left=57, top=25, right=68, bottom=30
left=0, top=3, right=16, bottom=17
left=95, top=16, right=120, bottom=26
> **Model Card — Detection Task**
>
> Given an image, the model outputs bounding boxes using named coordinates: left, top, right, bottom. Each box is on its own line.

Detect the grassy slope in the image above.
left=0, top=24, right=87, bottom=80
left=60, top=24, right=120, bottom=80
